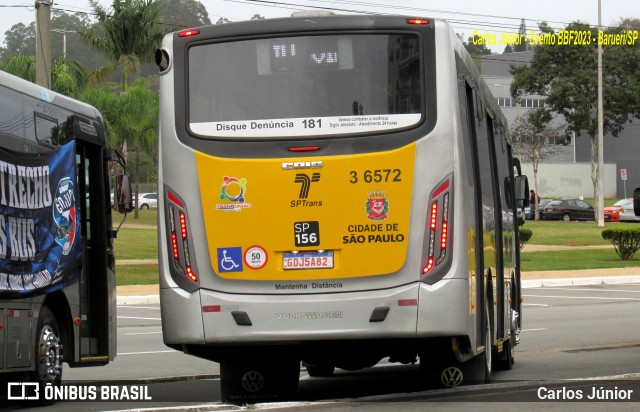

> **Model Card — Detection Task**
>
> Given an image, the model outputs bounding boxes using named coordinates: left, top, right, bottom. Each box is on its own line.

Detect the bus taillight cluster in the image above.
left=166, top=189, right=198, bottom=284
left=422, top=177, right=451, bottom=276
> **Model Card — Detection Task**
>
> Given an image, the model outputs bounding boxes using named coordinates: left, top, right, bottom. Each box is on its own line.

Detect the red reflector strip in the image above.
left=406, top=18, right=430, bottom=25
left=202, top=305, right=221, bottom=313
left=178, top=29, right=200, bottom=37
left=168, top=191, right=184, bottom=208
left=432, top=180, right=450, bottom=199
left=287, top=146, right=322, bottom=152
left=398, top=299, right=418, bottom=306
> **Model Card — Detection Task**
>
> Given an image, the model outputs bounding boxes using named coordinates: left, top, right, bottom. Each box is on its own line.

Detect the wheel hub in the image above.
left=38, top=325, right=63, bottom=380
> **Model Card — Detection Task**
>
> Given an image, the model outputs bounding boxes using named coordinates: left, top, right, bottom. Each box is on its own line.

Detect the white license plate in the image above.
left=283, top=251, right=334, bottom=270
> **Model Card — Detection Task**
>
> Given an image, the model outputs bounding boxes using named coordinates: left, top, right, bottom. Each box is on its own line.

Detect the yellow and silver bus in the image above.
left=156, top=14, right=529, bottom=402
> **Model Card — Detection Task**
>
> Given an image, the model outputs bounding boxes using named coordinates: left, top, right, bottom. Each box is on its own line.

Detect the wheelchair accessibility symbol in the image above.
left=217, top=247, right=243, bottom=273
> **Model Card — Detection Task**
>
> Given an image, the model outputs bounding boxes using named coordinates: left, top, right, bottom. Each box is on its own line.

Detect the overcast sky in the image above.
left=2, top=0, right=639, bottom=53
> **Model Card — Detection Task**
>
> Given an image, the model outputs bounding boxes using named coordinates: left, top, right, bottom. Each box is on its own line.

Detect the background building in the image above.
left=478, top=51, right=637, bottom=200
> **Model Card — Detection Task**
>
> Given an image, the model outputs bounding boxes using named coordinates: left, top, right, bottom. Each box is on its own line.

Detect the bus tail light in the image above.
left=178, top=29, right=200, bottom=37
left=165, top=186, right=199, bottom=290
left=406, top=18, right=430, bottom=25
left=421, top=175, right=453, bottom=284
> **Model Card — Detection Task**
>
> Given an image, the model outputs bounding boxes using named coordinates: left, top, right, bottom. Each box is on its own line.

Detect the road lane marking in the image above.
left=118, top=350, right=176, bottom=356
left=125, top=331, right=163, bottom=336
left=522, top=294, right=640, bottom=301
left=528, top=287, right=640, bottom=294
left=118, top=316, right=162, bottom=320
left=521, top=328, right=547, bottom=332
left=523, top=303, right=548, bottom=307
left=118, top=306, right=161, bottom=310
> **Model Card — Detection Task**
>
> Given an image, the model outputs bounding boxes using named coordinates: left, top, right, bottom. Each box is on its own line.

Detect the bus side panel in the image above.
left=160, top=287, right=205, bottom=344
left=1, top=302, right=33, bottom=369
left=198, top=285, right=419, bottom=343
left=416, top=279, right=470, bottom=337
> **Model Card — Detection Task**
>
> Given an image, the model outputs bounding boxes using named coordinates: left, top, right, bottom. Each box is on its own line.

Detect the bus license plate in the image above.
left=283, top=251, right=334, bottom=270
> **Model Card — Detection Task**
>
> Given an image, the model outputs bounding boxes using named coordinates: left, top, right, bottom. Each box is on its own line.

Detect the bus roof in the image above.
left=0, top=69, right=102, bottom=121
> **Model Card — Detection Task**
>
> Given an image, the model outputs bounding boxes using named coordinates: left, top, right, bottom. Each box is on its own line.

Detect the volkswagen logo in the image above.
left=440, top=366, right=464, bottom=388
left=241, top=371, right=265, bottom=392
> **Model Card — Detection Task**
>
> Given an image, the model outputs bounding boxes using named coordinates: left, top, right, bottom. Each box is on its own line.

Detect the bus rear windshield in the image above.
left=188, top=33, right=423, bottom=139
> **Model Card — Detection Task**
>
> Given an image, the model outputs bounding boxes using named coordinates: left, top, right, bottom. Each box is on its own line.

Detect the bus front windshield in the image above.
left=188, top=33, right=423, bottom=139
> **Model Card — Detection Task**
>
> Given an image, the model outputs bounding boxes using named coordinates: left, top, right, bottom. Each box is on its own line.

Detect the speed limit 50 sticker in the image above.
left=244, top=245, right=268, bottom=270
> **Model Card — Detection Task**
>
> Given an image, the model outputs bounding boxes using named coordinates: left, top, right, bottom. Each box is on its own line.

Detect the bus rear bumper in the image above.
left=161, top=279, right=469, bottom=346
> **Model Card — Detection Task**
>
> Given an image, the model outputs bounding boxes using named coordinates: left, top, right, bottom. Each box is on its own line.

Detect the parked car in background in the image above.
left=604, top=203, right=622, bottom=222
left=613, top=198, right=640, bottom=222
left=525, top=198, right=555, bottom=220
left=136, top=192, right=158, bottom=209
left=542, top=199, right=595, bottom=221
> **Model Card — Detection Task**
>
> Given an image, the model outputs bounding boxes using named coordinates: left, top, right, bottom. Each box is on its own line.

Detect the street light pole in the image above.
left=597, top=0, right=604, bottom=227
left=52, top=29, right=77, bottom=57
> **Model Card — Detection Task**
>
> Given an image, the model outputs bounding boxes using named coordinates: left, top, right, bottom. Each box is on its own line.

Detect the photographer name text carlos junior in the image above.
left=538, top=386, right=633, bottom=400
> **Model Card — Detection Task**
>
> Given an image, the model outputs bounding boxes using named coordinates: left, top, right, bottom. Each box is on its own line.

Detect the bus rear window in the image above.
left=188, top=34, right=423, bottom=139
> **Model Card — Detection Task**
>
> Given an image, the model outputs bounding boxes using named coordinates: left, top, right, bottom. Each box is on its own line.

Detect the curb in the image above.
left=117, top=276, right=640, bottom=305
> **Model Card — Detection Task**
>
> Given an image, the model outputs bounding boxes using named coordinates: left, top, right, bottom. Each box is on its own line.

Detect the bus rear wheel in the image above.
left=220, top=358, right=300, bottom=404
left=30, top=306, right=63, bottom=404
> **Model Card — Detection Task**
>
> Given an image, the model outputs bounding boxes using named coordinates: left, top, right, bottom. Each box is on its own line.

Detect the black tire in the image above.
left=30, top=306, right=63, bottom=404
left=495, top=336, right=515, bottom=371
left=305, top=364, right=335, bottom=377
left=465, top=304, right=492, bottom=383
left=141, top=204, right=149, bottom=210
left=220, top=358, right=300, bottom=404
left=562, top=213, right=571, bottom=222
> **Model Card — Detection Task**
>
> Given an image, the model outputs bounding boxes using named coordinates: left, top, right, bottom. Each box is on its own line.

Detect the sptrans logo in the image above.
left=5, top=382, right=152, bottom=401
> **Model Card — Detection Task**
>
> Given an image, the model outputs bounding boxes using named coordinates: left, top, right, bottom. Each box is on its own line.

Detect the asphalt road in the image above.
left=4, top=283, right=640, bottom=411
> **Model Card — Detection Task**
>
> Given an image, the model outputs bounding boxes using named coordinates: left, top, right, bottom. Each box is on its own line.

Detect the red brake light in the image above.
left=407, top=18, right=430, bottom=25
left=422, top=256, right=434, bottom=274
left=429, top=202, right=438, bottom=230
left=178, top=29, right=200, bottom=37
left=287, top=146, right=322, bottom=152
left=171, top=233, right=179, bottom=259
left=179, top=211, right=187, bottom=239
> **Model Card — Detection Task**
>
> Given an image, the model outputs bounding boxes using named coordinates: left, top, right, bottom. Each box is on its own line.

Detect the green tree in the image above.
left=80, top=78, right=158, bottom=219
left=511, top=21, right=640, bottom=224
left=0, top=53, right=88, bottom=98
left=513, top=18, right=528, bottom=52
left=51, top=10, right=107, bottom=70
left=78, top=0, right=168, bottom=93
left=511, top=108, right=565, bottom=220
left=463, top=35, right=492, bottom=57
left=216, top=17, right=231, bottom=24
left=161, top=0, right=211, bottom=29
left=504, top=44, right=513, bottom=54
left=250, top=14, right=265, bottom=20
left=1, top=22, right=35, bottom=61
